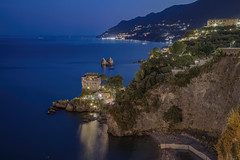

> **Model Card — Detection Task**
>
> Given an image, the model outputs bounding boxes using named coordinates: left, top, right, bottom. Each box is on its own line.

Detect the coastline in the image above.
left=96, top=36, right=171, bottom=44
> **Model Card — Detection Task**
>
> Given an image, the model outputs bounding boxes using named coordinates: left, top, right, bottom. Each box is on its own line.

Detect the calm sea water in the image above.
left=0, top=36, right=165, bottom=160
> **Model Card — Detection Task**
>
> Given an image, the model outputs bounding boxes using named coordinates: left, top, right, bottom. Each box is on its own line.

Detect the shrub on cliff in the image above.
left=106, top=105, right=140, bottom=131
left=216, top=105, right=240, bottom=160
left=168, top=66, right=200, bottom=87
left=163, top=105, right=183, bottom=124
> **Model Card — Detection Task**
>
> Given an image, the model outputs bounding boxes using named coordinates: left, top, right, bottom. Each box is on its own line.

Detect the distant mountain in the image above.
left=98, top=0, right=240, bottom=42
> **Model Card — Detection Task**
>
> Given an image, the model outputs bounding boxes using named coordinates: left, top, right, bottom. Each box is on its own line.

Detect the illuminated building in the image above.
left=81, top=73, right=101, bottom=92
left=207, top=18, right=240, bottom=27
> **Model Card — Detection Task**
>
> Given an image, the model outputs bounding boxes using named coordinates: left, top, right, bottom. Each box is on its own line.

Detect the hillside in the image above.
left=98, top=0, right=240, bottom=42
left=103, top=26, right=240, bottom=155
left=107, top=55, right=240, bottom=137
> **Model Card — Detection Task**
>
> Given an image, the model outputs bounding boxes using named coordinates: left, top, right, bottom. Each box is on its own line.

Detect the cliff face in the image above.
left=107, top=56, right=240, bottom=136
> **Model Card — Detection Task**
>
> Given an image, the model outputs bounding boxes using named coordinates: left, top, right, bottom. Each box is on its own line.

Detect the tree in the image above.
left=100, top=74, right=108, bottom=81
left=104, top=75, right=124, bottom=90
left=183, top=30, right=195, bottom=38
left=135, top=70, right=145, bottom=81
left=169, top=41, right=187, bottom=55
left=153, top=47, right=160, bottom=53
left=216, top=105, right=240, bottom=160
left=79, top=89, right=92, bottom=98
left=163, top=105, right=183, bottom=124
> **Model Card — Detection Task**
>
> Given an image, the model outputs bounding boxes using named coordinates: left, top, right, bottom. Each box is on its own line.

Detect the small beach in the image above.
left=148, top=132, right=217, bottom=160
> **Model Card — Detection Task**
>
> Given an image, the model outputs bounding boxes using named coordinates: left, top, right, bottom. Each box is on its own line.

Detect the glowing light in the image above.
left=102, top=37, right=116, bottom=40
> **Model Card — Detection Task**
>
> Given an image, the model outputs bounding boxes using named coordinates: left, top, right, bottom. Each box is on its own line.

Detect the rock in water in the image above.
left=47, top=109, right=56, bottom=114
left=107, top=57, right=114, bottom=66
left=52, top=100, right=69, bottom=109
left=101, top=58, right=108, bottom=65
left=66, top=103, right=74, bottom=112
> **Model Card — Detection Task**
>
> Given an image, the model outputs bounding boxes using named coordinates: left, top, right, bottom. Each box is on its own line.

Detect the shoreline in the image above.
left=96, top=36, right=170, bottom=44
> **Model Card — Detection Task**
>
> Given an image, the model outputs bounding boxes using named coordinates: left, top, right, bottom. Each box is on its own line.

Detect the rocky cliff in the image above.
left=107, top=55, right=240, bottom=136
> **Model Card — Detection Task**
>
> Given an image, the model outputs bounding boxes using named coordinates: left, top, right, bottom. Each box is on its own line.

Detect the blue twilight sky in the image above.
left=0, top=0, right=196, bottom=36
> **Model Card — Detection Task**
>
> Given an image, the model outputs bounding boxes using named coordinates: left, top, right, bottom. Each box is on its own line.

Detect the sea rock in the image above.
left=138, top=60, right=145, bottom=63
left=75, top=104, right=90, bottom=112
left=66, top=103, right=74, bottom=112
left=52, top=100, right=69, bottom=109
left=48, top=106, right=55, bottom=110
left=69, top=99, right=91, bottom=112
left=101, top=58, right=108, bottom=65
left=47, top=109, right=56, bottom=114
left=107, top=57, right=114, bottom=66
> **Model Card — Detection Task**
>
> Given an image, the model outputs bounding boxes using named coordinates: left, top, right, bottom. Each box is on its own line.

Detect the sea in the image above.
left=0, top=36, right=165, bottom=160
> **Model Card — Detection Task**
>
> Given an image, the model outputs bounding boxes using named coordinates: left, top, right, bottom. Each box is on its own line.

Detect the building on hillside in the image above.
left=94, top=91, right=111, bottom=100
left=81, top=73, right=101, bottom=92
left=161, top=46, right=170, bottom=53
left=207, top=18, right=240, bottom=27
left=194, top=59, right=200, bottom=65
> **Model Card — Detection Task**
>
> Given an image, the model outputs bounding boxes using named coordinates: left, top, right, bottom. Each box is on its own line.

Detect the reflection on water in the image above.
left=78, top=121, right=108, bottom=160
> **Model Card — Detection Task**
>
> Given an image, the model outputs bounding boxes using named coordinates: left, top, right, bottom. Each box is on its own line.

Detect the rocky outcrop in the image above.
left=101, top=58, right=108, bottom=65
left=51, top=99, right=94, bottom=113
left=66, top=103, right=74, bottom=112
left=47, top=106, right=57, bottom=114
left=101, top=57, right=114, bottom=66
left=52, top=100, right=69, bottom=109
left=107, top=57, right=114, bottom=66
left=138, top=60, right=145, bottom=63
left=107, top=56, right=240, bottom=136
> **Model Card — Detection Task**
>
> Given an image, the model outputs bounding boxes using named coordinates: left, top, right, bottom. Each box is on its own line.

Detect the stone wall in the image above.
left=161, top=144, right=211, bottom=160
left=221, top=48, right=240, bottom=56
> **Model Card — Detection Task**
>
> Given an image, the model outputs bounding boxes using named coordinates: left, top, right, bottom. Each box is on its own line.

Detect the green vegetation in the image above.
left=163, top=105, right=183, bottom=124
left=183, top=30, right=195, bottom=38
left=115, top=48, right=194, bottom=107
left=216, top=105, right=240, bottom=160
left=169, top=41, right=187, bottom=55
left=104, top=75, right=123, bottom=90
left=168, top=66, right=200, bottom=87
left=168, top=53, right=225, bottom=87
left=78, top=89, right=92, bottom=98
left=100, top=74, right=108, bottom=81
left=106, top=25, right=238, bottom=131
left=71, top=97, right=92, bottom=107
left=185, top=26, right=240, bottom=58
left=106, top=105, right=140, bottom=131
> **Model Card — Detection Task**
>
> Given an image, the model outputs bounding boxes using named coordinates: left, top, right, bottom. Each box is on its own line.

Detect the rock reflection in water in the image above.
left=78, top=120, right=108, bottom=160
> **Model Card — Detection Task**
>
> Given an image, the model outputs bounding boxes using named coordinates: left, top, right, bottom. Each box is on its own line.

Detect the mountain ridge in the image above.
left=98, top=0, right=240, bottom=42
